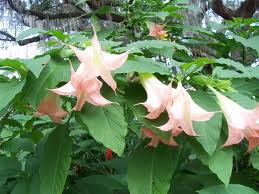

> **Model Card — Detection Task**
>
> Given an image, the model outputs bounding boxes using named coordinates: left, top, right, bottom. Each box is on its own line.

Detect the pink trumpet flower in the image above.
left=68, top=27, right=129, bottom=92
left=209, top=87, right=259, bottom=151
left=147, top=22, right=168, bottom=40
left=142, top=128, right=177, bottom=147
left=34, top=93, right=68, bottom=123
left=138, top=73, right=173, bottom=119
left=159, top=82, right=215, bottom=136
left=50, top=64, right=113, bottom=111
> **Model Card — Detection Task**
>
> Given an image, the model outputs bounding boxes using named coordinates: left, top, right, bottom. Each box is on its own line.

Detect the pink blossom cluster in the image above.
left=33, top=25, right=259, bottom=152
left=35, top=27, right=129, bottom=122
left=140, top=74, right=259, bottom=151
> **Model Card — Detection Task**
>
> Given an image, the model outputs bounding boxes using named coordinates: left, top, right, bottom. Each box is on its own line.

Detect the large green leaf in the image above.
left=190, top=90, right=222, bottom=155
left=198, top=184, right=258, bottom=194
left=39, top=125, right=72, bottom=194
left=19, top=55, right=51, bottom=78
left=0, top=80, right=26, bottom=113
left=189, top=139, right=233, bottom=187
left=0, top=156, right=21, bottom=185
left=193, top=113, right=222, bottom=156
left=114, top=56, right=170, bottom=75
left=27, top=58, right=71, bottom=108
left=76, top=104, right=127, bottom=156
left=206, top=149, right=233, bottom=187
left=128, top=146, right=180, bottom=194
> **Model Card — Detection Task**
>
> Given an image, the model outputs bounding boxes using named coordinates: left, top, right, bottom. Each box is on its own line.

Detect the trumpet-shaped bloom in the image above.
left=210, top=87, right=259, bottom=151
left=51, top=64, right=113, bottom=111
left=34, top=93, right=68, bottom=123
left=138, top=73, right=173, bottom=119
left=147, top=22, right=168, bottom=40
left=159, top=82, right=215, bottom=136
left=68, top=28, right=129, bottom=92
left=142, top=128, right=177, bottom=147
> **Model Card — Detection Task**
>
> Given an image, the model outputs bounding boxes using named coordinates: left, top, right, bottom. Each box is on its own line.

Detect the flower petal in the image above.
left=103, top=51, right=129, bottom=70
left=50, top=82, right=76, bottom=96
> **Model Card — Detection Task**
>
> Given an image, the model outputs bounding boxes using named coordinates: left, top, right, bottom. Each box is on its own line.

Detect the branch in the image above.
left=7, top=0, right=124, bottom=22
left=212, top=0, right=258, bottom=20
left=0, top=30, right=42, bottom=45
left=7, top=0, right=84, bottom=20
left=0, top=31, right=15, bottom=41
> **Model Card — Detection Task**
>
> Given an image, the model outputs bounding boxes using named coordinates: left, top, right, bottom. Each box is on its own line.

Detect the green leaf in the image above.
left=0, top=59, right=27, bottom=78
left=46, top=30, right=68, bottom=42
left=250, top=150, right=259, bottom=171
left=0, top=80, right=26, bottom=113
left=76, top=104, right=127, bottom=156
left=0, top=156, right=21, bottom=185
left=125, top=40, right=192, bottom=54
left=11, top=179, right=30, bottom=194
left=19, top=55, right=51, bottom=78
left=153, top=11, right=169, bottom=19
left=231, top=34, right=259, bottom=54
left=68, top=175, right=125, bottom=194
left=16, top=28, right=46, bottom=42
left=198, top=184, right=258, bottom=194
left=27, top=58, right=71, bottom=108
left=39, top=125, right=72, bottom=194
left=193, top=113, right=222, bottom=155
left=214, top=58, right=246, bottom=72
left=1, top=138, right=34, bottom=153
left=191, top=75, right=232, bottom=91
left=182, top=58, right=246, bottom=73
left=181, top=58, right=215, bottom=72
left=128, top=146, right=180, bottom=194
left=114, top=56, right=170, bottom=75
left=94, top=5, right=111, bottom=14
left=189, top=140, right=233, bottom=187
left=205, top=149, right=233, bottom=187
left=225, top=92, right=257, bottom=109
left=190, top=90, right=222, bottom=155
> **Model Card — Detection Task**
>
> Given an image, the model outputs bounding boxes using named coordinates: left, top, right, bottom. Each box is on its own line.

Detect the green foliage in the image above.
left=39, top=125, right=72, bottom=194
left=128, top=146, right=179, bottom=194
left=198, top=184, right=259, bottom=194
left=114, top=56, right=170, bottom=75
left=76, top=103, right=128, bottom=156
left=0, top=156, right=21, bottom=185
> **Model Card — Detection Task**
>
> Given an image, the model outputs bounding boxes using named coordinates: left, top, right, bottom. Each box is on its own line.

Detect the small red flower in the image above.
left=105, top=148, right=113, bottom=160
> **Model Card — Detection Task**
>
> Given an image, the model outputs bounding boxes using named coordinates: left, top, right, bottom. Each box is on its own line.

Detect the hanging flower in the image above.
left=209, top=87, right=259, bottom=151
left=147, top=22, right=168, bottom=40
left=50, top=63, right=113, bottom=111
left=137, top=73, right=173, bottom=119
left=142, top=128, right=177, bottom=147
left=34, top=92, right=68, bottom=123
left=159, top=82, right=215, bottom=136
left=68, top=27, right=129, bottom=92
